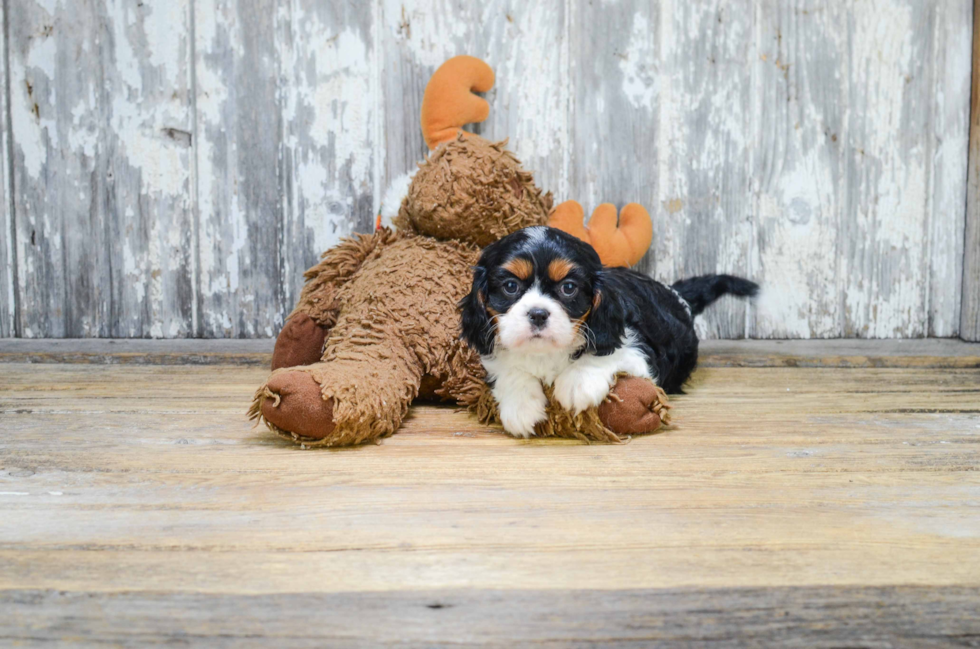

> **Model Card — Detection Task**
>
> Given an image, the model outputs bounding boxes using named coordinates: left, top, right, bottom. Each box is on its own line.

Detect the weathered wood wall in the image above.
left=0, top=0, right=973, bottom=339
left=964, top=0, right=980, bottom=342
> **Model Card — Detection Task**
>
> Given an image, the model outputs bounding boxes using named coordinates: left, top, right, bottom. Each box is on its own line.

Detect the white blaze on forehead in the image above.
left=521, top=226, right=548, bottom=246
left=496, top=286, right=577, bottom=351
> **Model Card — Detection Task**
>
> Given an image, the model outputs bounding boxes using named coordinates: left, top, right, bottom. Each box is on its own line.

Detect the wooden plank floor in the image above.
left=1, top=342, right=979, bottom=646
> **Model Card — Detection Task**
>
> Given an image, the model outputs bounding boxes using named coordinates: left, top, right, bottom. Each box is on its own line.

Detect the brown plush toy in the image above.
left=249, top=56, right=669, bottom=447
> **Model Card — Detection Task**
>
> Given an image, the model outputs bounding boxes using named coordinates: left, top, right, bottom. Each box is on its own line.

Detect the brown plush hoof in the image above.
left=598, top=377, right=665, bottom=436
left=271, top=313, right=328, bottom=370
left=261, top=371, right=337, bottom=440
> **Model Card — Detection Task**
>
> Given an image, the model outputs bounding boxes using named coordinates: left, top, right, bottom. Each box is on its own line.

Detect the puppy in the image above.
left=459, top=226, right=758, bottom=437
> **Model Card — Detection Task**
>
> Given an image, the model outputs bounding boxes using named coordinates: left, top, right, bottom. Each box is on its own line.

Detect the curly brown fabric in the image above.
left=250, top=134, right=662, bottom=447
left=395, top=135, right=552, bottom=247
left=292, top=229, right=400, bottom=327
left=473, top=375, right=670, bottom=444
left=251, top=233, right=486, bottom=447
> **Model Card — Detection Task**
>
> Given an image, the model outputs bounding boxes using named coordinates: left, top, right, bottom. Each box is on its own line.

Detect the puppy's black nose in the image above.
left=527, top=308, right=550, bottom=329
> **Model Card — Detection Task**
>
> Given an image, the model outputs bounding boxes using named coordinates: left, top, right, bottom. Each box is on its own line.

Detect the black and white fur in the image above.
left=459, top=226, right=758, bottom=437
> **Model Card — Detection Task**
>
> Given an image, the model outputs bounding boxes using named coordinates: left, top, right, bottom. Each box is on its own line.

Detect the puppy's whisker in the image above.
left=579, top=322, right=597, bottom=349
left=481, top=320, right=499, bottom=345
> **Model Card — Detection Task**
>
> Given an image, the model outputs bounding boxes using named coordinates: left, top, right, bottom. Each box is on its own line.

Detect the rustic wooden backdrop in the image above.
left=0, top=0, right=973, bottom=339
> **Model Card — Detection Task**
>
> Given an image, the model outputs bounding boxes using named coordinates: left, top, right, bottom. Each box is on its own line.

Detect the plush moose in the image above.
left=250, top=56, right=668, bottom=447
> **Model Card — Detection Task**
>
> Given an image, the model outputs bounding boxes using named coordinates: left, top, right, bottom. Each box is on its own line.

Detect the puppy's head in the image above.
left=460, top=226, right=624, bottom=356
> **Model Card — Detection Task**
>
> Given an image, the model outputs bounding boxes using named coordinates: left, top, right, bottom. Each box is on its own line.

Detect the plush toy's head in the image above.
left=394, top=55, right=652, bottom=263
left=394, top=135, right=552, bottom=247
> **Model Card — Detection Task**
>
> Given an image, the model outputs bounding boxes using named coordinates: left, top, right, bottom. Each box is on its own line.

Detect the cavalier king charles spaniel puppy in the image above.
left=460, top=226, right=758, bottom=437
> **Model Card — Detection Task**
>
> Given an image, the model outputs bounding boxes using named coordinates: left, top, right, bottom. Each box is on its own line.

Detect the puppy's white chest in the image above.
left=483, top=349, right=573, bottom=386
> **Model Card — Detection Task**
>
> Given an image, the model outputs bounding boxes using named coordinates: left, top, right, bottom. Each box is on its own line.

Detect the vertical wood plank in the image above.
left=1, top=0, right=15, bottom=337
left=962, top=0, right=980, bottom=341
left=654, top=0, right=755, bottom=339
left=276, top=0, right=379, bottom=316
left=196, top=0, right=380, bottom=337
left=929, top=0, right=972, bottom=337
left=0, top=0, right=972, bottom=340
left=568, top=0, right=659, bottom=274
left=8, top=0, right=110, bottom=337
left=842, top=0, right=936, bottom=338
left=750, top=0, right=846, bottom=338
left=380, top=0, right=567, bottom=201
left=104, top=0, right=195, bottom=338
left=7, top=0, right=194, bottom=338
left=195, top=0, right=283, bottom=337
left=475, top=1, right=568, bottom=196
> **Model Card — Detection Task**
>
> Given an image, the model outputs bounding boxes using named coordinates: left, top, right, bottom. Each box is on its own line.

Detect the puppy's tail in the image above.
left=671, top=274, right=759, bottom=317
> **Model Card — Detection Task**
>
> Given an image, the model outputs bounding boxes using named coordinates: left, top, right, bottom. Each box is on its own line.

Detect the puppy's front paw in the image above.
left=554, top=368, right=615, bottom=414
left=498, top=397, right=546, bottom=438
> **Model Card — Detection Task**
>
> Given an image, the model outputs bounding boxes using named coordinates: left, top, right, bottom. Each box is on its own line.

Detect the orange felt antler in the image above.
left=421, top=56, right=495, bottom=150
left=549, top=201, right=653, bottom=267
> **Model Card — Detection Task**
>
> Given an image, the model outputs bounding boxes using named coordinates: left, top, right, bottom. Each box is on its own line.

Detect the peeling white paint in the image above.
left=142, top=1, right=186, bottom=83
left=491, top=2, right=565, bottom=172
left=928, top=0, right=972, bottom=337
left=2, top=0, right=973, bottom=339
left=386, top=0, right=471, bottom=68
left=33, top=0, right=58, bottom=15
left=842, top=0, right=932, bottom=338
left=278, top=1, right=379, bottom=322
left=11, top=42, right=55, bottom=179
left=619, top=12, right=658, bottom=111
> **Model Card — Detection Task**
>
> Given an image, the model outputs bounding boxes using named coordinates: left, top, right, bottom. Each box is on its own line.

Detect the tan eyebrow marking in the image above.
left=548, top=258, right=576, bottom=282
left=502, top=257, right=533, bottom=280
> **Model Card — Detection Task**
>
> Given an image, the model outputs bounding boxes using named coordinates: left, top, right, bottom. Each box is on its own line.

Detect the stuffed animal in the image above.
left=249, top=56, right=669, bottom=447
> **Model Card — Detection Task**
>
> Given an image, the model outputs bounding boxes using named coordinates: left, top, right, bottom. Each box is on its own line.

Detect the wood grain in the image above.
left=7, top=0, right=195, bottom=338
left=277, top=0, right=380, bottom=322
left=568, top=0, right=661, bottom=239
left=1, top=337, right=978, bottom=366
left=0, top=0, right=974, bottom=340
left=194, top=0, right=284, bottom=337
left=380, top=0, right=567, bottom=195
left=194, top=0, right=379, bottom=338
left=1, top=359, right=979, bottom=643
left=931, top=0, right=973, bottom=337
left=750, top=0, right=844, bottom=338
left=963, top=0, right=980, bottom=341
left=3, top=586, right=979, bottom=647
left=653, top=0, right=754, bottom=338
left=8, top=0, right=110, bottom=337
left=843, top=0, right=932, bottom=338
left=1, top=0, right=14, bottom=338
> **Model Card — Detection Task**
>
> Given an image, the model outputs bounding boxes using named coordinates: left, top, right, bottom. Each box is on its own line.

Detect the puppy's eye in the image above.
left=559, top=281, right=578, bottom=297
left=502, top=279, right=520, bottom=296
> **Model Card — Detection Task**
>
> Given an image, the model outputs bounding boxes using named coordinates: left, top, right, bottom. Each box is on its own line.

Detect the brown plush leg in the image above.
left=271, top=313, right=329, bottom=370
left=252, top=234, right=479, bottom=447
left=251, top=348, right=423, bottom=447
left=259, top=370, right=336, bottom=439
left=598, top=377, right=669, bottom=436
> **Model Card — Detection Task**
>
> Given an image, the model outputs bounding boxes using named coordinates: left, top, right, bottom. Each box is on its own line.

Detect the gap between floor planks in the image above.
left=0, top=338, right=979, bottom=367
left=1, top=363, right=978, bottom=593
left=1, top=344, right=978, bottom=645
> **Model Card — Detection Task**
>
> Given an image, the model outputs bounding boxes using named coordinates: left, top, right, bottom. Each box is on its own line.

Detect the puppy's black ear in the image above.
left=458, top=266, right=495, bottom=356
left=585, top=280, right=625, bottom=357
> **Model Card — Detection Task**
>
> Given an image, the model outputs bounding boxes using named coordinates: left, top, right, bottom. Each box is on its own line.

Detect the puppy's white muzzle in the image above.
left=496, top=287, right=577, bottom=352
